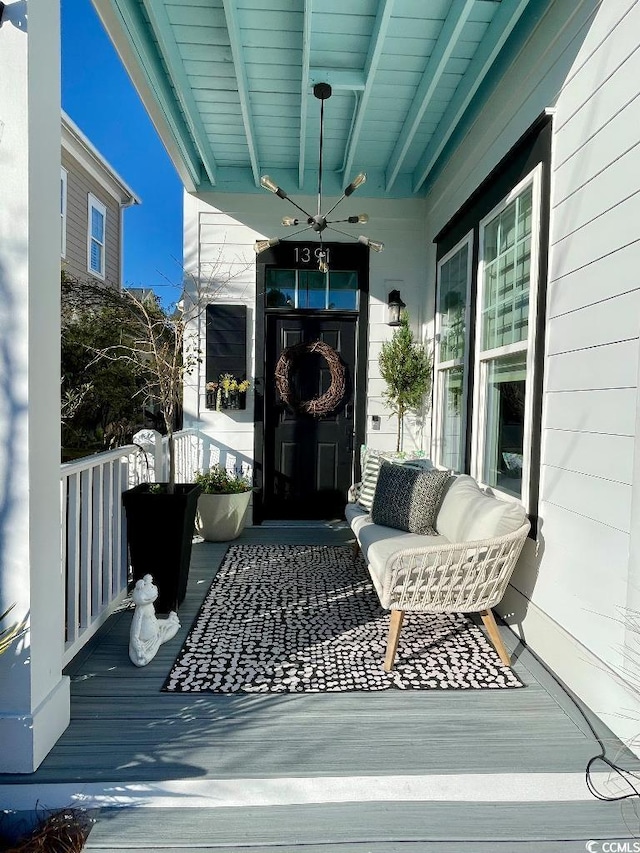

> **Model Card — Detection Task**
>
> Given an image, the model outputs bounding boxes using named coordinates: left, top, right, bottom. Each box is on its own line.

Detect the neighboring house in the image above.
left=124, top=286, right=158, bottom=305
left=61, top=111, right=139, bottom=287
left=3, top=0, right=640, bottom=775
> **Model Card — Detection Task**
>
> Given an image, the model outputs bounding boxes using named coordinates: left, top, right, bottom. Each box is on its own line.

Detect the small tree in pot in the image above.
left=62, top=264, right=244, bottom=612
left=379, top=311, right=432, bottom=452
left=194, top=465, right=253, bottom=541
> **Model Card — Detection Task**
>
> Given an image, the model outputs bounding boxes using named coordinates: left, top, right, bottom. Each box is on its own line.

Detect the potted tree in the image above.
left=107, top=289, right=203, bottom=613
left=194, top=465, right=253, bottom=541
left=379, top=311, right=432, bottom=452
left=62, top=269, right=241, bottom=613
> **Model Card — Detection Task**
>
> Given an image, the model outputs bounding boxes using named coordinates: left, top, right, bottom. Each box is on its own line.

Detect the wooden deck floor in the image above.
left=2, top=523, right=639, bottom=850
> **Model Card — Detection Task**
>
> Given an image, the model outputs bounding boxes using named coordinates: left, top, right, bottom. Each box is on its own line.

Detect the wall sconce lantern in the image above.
left=387, top=290, right=406, bottom=326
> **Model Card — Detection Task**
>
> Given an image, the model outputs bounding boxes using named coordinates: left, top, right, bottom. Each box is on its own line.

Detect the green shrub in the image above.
left=194, top=465, right=251, bottom=494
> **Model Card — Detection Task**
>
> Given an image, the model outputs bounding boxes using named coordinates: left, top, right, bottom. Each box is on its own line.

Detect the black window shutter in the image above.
left=206, top=304, right=247, bottom=383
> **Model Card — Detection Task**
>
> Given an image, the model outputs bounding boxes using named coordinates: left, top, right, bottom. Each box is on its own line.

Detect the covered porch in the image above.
left=2, top=5, right=640, bottom=849
left=1, top=522, right=637, bottom=850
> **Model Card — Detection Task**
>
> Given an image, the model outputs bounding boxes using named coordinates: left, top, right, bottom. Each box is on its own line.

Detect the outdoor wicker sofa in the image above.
left=346, top=469, right=530, bottom=672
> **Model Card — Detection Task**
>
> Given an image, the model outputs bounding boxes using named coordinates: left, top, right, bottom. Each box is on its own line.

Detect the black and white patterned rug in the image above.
left=163, top=544, right=524, bottom=693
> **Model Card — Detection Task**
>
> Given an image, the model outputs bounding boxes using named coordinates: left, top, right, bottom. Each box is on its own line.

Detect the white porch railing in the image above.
left=61, top=445, right=151, bottom=666
left=61, top=429, right=253, bottom=666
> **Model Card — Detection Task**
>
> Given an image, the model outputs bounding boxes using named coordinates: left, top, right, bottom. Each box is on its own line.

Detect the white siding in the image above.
left=183, top=191, right=430, bottom=471
left=423, top=0, right=640, bottom=745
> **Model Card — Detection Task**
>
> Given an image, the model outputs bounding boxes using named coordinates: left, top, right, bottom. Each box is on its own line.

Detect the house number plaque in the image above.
left=293, top=246, right=331, bottom=266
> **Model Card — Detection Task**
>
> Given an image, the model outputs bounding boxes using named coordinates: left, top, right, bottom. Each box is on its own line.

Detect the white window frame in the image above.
left=60, top=168, right=68, bottom=258
left=433, top=232, right=473, bottom=472
left=471, top=164, right=543, bottom=509
left=87, top=193, right=106, bottom=280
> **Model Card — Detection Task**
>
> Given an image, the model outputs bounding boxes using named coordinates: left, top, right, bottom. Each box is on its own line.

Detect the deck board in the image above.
left=83, top=802, right=636, bottom=847
left=2, top=524, right=638, bottom=848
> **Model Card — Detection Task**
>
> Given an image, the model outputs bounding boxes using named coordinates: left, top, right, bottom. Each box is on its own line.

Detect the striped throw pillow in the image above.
left=356, top=452, right=384, bottom=512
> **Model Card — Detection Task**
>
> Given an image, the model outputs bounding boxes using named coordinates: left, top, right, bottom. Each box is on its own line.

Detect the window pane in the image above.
left=328, top=271, right=357, bottom=310
left=90, top=239, right=103, bottom=273
left=299, top=271, right=326, bottom=309
left=481, top=184, right=533, bottom=351
left=439, top=365, right=465, bottom=472
left=91, top=207, right=104, bottom=241
left=439, top=243, right=469, bottom=362
left=482, top=353, right=527, bottom=498
left=266, top=269, right=296, bottom=308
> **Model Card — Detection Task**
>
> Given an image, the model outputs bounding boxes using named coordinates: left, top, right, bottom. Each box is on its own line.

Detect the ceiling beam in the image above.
left=342, top=0, right=394, bottom=182
left=412, top=0, right=532, bottom=193
left=385, top=0, right=475, bottom=192
left=93, top=0, right=203, bottom=192
left=309, top=69, right=366, bottom=91
left=140, top=0, right=218, bottom=187
left=298, top=0, right=313, bottom=188
left=222, top=0, right=261, bottom=187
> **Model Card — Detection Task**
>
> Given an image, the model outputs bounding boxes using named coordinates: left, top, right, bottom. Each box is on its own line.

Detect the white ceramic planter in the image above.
left=196, top=491, right=252, bottom=541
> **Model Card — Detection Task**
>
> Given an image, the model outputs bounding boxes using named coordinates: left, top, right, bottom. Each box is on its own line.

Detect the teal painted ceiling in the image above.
left=94, top=0, right=546, bottom=196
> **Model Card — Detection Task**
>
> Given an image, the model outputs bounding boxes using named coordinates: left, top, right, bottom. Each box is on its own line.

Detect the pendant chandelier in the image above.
left=254, top=83, right=384, bottom=273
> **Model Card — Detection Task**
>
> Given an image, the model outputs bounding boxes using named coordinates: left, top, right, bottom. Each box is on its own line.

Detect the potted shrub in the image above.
left=194, top=465, right=252, bottom=541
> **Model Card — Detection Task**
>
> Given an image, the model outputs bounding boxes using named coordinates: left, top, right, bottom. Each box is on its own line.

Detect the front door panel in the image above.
left=263, top=314, right=356, bottom=519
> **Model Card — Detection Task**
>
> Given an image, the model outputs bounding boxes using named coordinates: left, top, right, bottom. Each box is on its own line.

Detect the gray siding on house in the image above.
left=61, top=148, right=121, bottom=287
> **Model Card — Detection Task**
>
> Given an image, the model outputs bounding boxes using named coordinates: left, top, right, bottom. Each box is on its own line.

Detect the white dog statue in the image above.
left=129, top=574, right=180, bottom=667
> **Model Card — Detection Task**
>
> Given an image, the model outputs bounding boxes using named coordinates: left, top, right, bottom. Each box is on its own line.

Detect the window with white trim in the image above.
left=434, top=233, right=472, bottom=472
left=87, top=194, right=106, bottom=279
left=60, top=168, right=68, bottom=258
left=432, top=116, right=551, bottom=526
left=472, top=167, right=541, bottom=503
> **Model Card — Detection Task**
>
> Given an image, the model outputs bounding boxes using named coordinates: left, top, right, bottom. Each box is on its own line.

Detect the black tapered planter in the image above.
left=122, top=483, right=201, bottom=614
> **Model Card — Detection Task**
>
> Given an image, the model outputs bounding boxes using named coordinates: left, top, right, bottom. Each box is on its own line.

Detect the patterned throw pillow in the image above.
left=356, top=452, right=384, bottom=511
left=371, top=462, right=451, bottom=534
left=356, top=447, right=433, bottom=512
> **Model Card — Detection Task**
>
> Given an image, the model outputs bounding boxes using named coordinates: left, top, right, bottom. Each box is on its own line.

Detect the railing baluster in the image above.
left=79, top=468, right=92, bottom=630
left=66, top=472, right=80, bottom=647
left=102, top=462, right=113, bottom=604
left=60, top=477, right=68, bottom=641
left=120, top=459, right=129, bottom=590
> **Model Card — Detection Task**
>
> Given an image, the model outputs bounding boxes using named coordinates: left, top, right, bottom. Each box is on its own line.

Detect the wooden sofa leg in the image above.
left=353, top=539, right=360, bottom=559
left=480, top=609, right=510, bottom=667
left=384, top=610, right=405, bottom=672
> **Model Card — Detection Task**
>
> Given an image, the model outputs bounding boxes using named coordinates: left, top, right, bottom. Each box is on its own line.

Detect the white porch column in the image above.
left=0, top=0, right=70, bottom=772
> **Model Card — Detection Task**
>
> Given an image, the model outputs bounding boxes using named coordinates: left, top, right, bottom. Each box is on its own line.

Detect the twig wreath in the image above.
left=275, top=340, right=346, bottom=417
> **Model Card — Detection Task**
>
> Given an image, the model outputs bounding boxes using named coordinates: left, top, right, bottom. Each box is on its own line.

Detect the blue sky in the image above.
left=61, top=0, right=184, bottom=301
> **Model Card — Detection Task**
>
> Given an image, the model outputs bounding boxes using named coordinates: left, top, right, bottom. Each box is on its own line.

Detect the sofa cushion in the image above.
left=436, top=474, right=527, bottom=542
left=356, top=518, right=448, bottom=605
left=345, top=500, right=368, bottom=530
left=371, top=462, right=450, bottom=534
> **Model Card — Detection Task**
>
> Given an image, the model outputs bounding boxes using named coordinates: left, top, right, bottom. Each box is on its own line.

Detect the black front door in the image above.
left=263, top=313, right=357, bottom=519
